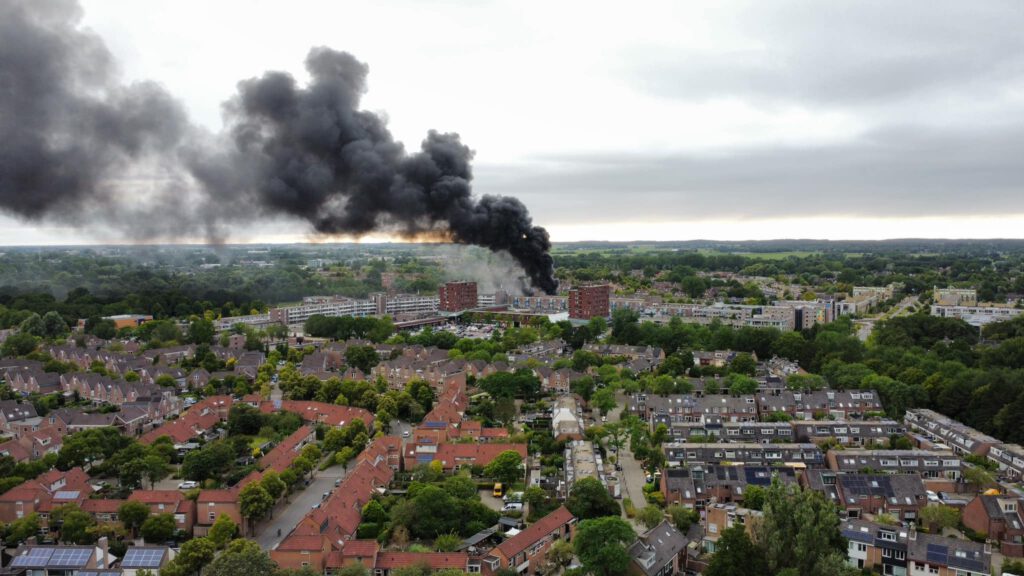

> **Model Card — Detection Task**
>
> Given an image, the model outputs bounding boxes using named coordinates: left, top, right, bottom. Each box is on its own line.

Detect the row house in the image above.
left=756, top=389, right=883, bottom=420
left=195, top=490, right=240, bottom=535
left=6, top=543, right=120, bottom=575
left=904, top=409, right=999, bottom=457
left=139, top=395, right=233, bottom=445
left=0, top=467, right=92, bottom=523
left=962, top=494, right=1024, bottom=558
left=908, top=530, right=991, bottom=576
left=129, top=490, right=197, bottom=535
left=660, top=465, right=799, bottom=508
left=827, top=449, right=962, bottom=480
left=263, top=400, right=374, bottom=429
left=4, top=367, right=61, bottom=395
left=790, top=419, right=903, bottom=446
left=45, top=407, right=153, bottom=437
left=429, top=443, right=528, bottom=472
left=663, top=442, right=824, bottom=468
left=141, top=345, right=195, bottom=365
left=986, top=443, right=1024, bottom=480
left=633, top=394, right=759, bottom=424
left=0, top=400, right=39, bottom=436
left=532, top=367, right=587, bottom=394
left=320, top=540, right=473, bottom=576
left=0, top=438, right=32, bottom=462
left=628, top=520, right=693, bottom=576
left=703, top=503, right=762, bottom=554
left=584, top=343, right=665, bottom=362
left=273, top=437, right=397, bottom=571
left=483, top=506, right=575, bottom=576
left=657, top=421, right=795, bottom=444
left=804, top=471, right=927, bottom=522
left=16, top=427, right=63, bottom=460
left=80, top=499, right=124, bottom=526
left=841, top=518, right=911, bottom=575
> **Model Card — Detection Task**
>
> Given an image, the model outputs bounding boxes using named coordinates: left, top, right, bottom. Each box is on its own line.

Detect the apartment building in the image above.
left=904, top=409, right=999, bottom=457
left=439, top=281, right=478, bottom=312
left=934, top=287, right=978, bottom=307
left=931, top=303, right=1023, bottom=326
left=568, top=284, right=611, bottom=320
left=827, top=449, right=962, bottom=480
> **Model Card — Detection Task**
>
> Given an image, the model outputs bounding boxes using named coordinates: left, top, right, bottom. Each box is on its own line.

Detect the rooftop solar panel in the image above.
left=54, top=490, right=80, bottom=499
left=122, top=548, right=165, bottom=568
left=49, top=547, right=91, bottom=567
left=11, top=548, right=54, bottom=567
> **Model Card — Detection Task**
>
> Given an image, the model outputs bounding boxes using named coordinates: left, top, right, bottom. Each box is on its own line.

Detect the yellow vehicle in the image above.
left=492, top=483, right=504, bottom=497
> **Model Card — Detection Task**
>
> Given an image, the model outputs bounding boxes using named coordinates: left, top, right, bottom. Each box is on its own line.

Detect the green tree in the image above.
left=919, top=504, right=960, bottom=533
left=726, top=373, right=759, bottom=395
left=574, top=516, right=635, bottom=576
left=54, top=504, right=96, bottom=544
left=174, top=537, right=217, bottom=576
left=2, top=332, right=39, bottom=356
left=729, top=352, right=757, bottom=376
left=205, top=537, right=276, bottom=573
left=188, top=318, right=215, bottom=345
left=3, top=513, right=41, bottom=545
left=743, top=485, right=766, bottom=511
left=636, top=505, right=665, bottom=529
left=336, top=564, right=370, bottom=576
left=118, top=500, right=151, bottom=538
left=140, top=513, right=176, bottom=543
left=755, top=479, right=846, bottom=576
left=142, top=454, right=170, bottom=489
left=434, top=532, right=462, bottom=552
left=963, top=465, right=995, bottom=491
left=565, top=477, right=621, bottom=519
left=705, top=525, right=769, bottom=576
left=18, top=313, right=46, bottom=337
left=260, top=470, right=287, bottom=501
left=484, top=450, right=523, bottom=485
left=239, top=483, right=274, bottom=533
left=208, top=513, right=239, bottom=549
left=42, top=311, right=70, bottom=338
left=443, top=474, right=479, bottom=500
left=591, top=387, right=617, bottom=415
left=666, top=505, right=699, bottom=533
left=346, top=345, right=380, bottom=374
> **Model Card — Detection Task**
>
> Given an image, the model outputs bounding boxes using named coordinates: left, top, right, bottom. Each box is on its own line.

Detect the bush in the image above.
left=623, top=498, right=636, bottom=518
left=356, top=523, right=380, bottom=539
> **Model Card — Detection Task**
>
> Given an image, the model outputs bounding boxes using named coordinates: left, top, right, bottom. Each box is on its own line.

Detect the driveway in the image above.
left=255, top=465, right=349, bottom=549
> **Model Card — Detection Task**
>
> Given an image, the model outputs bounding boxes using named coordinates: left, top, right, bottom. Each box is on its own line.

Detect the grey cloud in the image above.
left=477, top=124, right=1024, bottom=223
left=625, top=1, right=1024, bottom=106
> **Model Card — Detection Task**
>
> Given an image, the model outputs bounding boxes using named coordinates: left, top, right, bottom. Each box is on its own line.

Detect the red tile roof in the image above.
left=81, top=499, right=125, bottom=513
left=129, top=490, right=184, bottom=504
left=434, top=443, right=527, bottom=469
left=197, top=489, right=237, bottom=503
left=375, top=552, right=468, bottom=570
left=495, top=506, right=574, bottom=558
left=276, top=534, right=329, bottom=551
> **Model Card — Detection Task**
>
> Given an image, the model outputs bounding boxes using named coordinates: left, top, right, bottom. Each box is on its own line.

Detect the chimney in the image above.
left=98, top=536, right=109, bottom=568
left=908, top=522, right=917, bottom=540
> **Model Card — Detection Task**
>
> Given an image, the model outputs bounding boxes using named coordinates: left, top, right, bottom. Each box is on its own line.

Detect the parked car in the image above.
left=178, top=481, right=199, bottom=490
left=402, top=430, right=410, bottom=438
left=502, top=502, right=524, bottom=512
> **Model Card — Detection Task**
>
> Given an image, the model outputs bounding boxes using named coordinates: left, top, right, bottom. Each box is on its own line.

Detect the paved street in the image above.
left=255, top=464, right=349, bottom=549
left=609, top=394, right=648, bottom=514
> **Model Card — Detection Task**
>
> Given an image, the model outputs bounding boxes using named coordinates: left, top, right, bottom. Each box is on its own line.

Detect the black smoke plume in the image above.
left=0, top=0, right=558, bottom=294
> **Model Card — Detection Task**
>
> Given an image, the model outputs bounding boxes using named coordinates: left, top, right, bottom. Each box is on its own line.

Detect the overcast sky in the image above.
left=3, top=0, right=1024, bottom=244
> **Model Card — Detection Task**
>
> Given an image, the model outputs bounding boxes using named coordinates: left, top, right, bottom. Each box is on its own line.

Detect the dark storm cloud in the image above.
left=478, top=124, right=1024, bottom=223
left=0, top=0, right=556, bottom=293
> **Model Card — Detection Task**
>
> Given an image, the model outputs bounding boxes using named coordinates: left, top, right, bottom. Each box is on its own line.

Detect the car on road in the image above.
left=311, top=502, right=320, bottom=509
left=178, top=481, right=199, bottom=489
left=323, top=491, right=330, bottom=500
left=402, top=430, right=410, bottom=438
left=335, top=478, right=342, bottom=487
